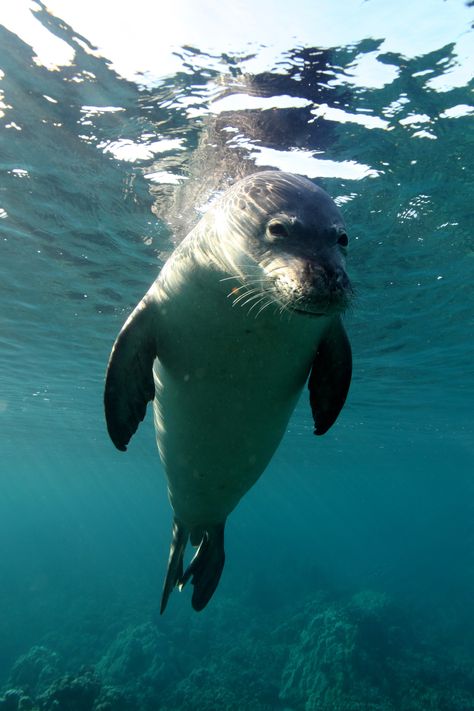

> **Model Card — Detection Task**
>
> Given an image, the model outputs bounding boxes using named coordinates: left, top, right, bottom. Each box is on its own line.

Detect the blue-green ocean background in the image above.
left=0, top=1, right=473, bottom=709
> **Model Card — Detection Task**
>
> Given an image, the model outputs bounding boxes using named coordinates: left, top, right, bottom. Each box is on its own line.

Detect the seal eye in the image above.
left=337, top=233, right=348, bottom=248
left=266, top=221, right=289, bottom=240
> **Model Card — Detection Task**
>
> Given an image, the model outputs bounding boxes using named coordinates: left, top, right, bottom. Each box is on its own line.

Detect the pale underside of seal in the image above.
left=104, top=170, right=352, bottom=613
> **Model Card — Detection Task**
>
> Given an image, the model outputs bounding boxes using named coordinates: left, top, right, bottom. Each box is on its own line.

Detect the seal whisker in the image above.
left=278, top=301, right=291, bottom=316
left=227, top=275, right=273, bottom=296
left=247, top=295, right=270, bottom=315
left=240, top=293, right=269, bottom=311
left=239, top=274, right=270, bottom=284
left=220, top=275, right=242, bottom=283
left=227, top=285, right=253, bottom=301
left=231, top=287, right=262, bottom=306
left=226, top=286, right=243, bottom=298
left=273, top=292, right=295, bottom=318
left=254, top=298, right=277, bottom=319
left=220, top=272, right=260, bottom=283
left=291, top=294, right=305, bottom=310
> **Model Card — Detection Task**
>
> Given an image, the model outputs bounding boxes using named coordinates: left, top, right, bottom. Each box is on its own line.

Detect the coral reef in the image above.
left=280, top=590, right=474, bottom=711
left=7, top=647, right=61, bottom=699
left=0, top=657, right=131, bottom=711
left=2, top=591, right=474, bottom=711
left=97, top=622, right=172, bottom=709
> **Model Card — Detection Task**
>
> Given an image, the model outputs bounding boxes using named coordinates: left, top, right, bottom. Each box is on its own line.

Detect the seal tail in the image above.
left=160, top=520, right=226, bottom=614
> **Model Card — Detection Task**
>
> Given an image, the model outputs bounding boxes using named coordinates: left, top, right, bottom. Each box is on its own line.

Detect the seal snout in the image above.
left=271, top=257, right=352, bottom=316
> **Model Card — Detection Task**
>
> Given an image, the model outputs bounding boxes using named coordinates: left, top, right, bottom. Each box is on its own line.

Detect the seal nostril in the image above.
left=332, top=268, right=349, bottom=290
left=337, top=233, right=348, bottom=248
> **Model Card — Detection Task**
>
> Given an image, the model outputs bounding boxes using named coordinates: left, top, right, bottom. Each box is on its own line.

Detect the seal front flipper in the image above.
left=309, top=316, right=352, bottom=436
left=104, top=294, right=158, bottom=451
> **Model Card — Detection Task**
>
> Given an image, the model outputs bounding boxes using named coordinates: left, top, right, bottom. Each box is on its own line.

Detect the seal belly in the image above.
left=152, top=300, right=319, bottom=529
left=153, top=367, right=300, bottom=528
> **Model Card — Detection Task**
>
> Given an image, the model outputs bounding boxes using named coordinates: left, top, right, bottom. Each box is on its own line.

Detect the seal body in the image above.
left=104, top=171, right=353, bottom=612
left=153, top=267, right=323, bottom=528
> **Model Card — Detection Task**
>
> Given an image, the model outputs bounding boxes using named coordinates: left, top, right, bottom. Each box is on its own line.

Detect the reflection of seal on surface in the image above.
left=104, top=170, right=353, bottom=613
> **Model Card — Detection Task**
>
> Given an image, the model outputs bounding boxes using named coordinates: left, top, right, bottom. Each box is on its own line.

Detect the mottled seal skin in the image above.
left=104, top=170, right=352, bottom=613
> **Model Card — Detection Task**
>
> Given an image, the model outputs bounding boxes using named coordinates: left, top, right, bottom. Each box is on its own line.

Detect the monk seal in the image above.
left=104, top=170, right=352, bottom=613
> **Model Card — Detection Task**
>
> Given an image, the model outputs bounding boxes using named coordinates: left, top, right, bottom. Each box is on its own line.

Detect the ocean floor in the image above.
left=2, top=589, right=474, bottom=711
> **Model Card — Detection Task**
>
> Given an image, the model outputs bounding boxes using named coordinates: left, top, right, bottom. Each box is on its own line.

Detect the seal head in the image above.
left=221, top=171, right=351, bottom=315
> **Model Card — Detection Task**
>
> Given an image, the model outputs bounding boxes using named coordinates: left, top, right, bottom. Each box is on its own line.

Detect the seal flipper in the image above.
left=309, top=316, right=352, bottom=435
left=160, top=518, right=189, bottom=614
left=104, top=295, right=157, bottom=451
left=179, top=524, right=226, bottom=612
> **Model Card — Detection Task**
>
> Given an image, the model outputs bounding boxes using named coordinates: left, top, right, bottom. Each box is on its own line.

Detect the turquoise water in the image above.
left=0, top=1, right=473, bottom=709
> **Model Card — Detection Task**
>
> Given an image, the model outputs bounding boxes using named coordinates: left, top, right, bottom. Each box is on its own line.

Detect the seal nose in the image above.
left=294, top=260, right=351, bottom=310
left=301, top=261, right=349, bottom=291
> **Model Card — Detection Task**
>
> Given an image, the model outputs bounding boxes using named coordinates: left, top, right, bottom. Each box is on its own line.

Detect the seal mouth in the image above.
left=275, top=284, right=353, bottom=318
left=289, top=307, right=327, bottom=317
left=286, top=298, right=350, bottom=317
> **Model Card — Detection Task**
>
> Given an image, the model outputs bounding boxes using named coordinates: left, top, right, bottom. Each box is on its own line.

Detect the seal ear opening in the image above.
left=104, top=295, right=157, bottom=451
left=308, top=316, right=352, bottom=435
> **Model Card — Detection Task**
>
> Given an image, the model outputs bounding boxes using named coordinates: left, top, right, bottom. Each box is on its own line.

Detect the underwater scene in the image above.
left=0, top=0, right=473, bottom=709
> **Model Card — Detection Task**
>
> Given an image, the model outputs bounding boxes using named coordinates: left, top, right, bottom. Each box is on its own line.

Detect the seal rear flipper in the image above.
left=104, top=294, right=158, bottom=451
left=309, top=316, right=352, bottom=435
left=160, top=519, right=189, bottom=614
left=179, top=523, right=226, bottom=612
